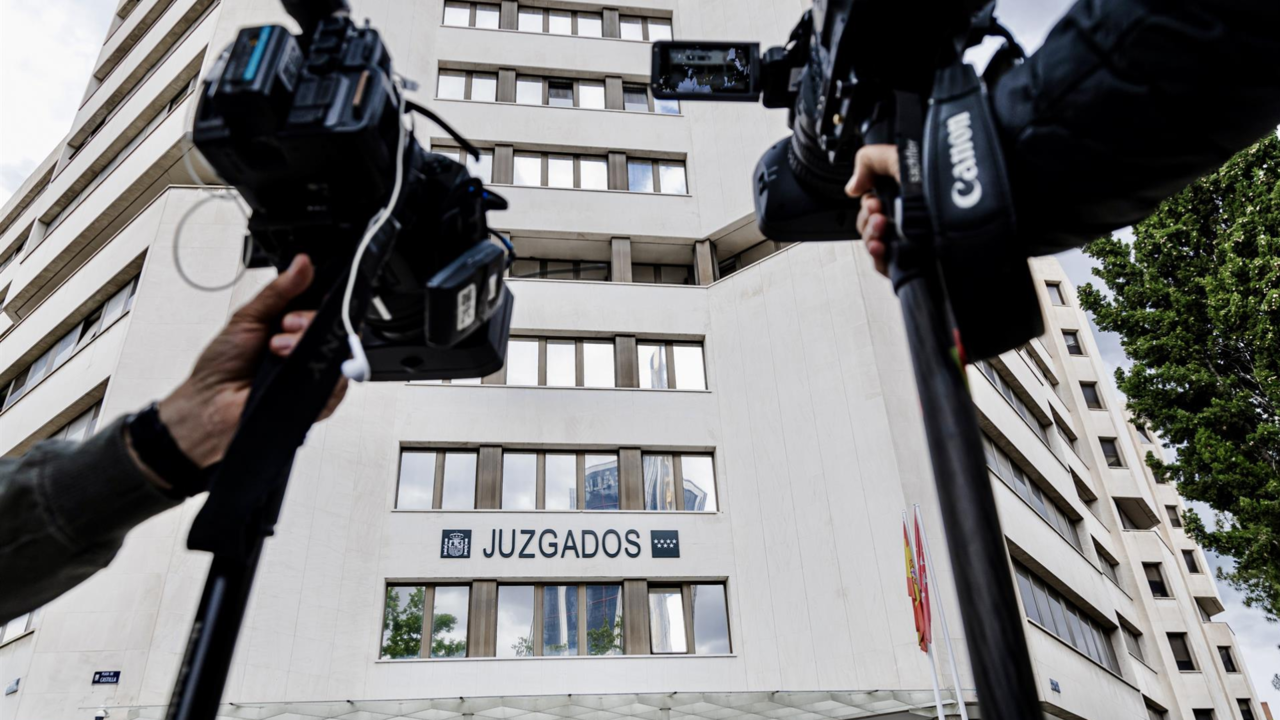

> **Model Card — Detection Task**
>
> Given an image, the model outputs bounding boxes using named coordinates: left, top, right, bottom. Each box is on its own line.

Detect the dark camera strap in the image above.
left=920, top=47, right=1041, bottom=359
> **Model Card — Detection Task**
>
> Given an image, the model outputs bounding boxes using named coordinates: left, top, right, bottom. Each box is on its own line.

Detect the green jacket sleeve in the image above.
left=0, top=416, right=181, bottom=623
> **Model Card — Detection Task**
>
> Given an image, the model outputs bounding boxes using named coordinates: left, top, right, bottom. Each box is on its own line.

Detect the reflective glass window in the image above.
left=620, top=16, right=644, bottom=40
left=545, top=453, right=577, bottom=510
left=506, top=339, right=539, bottom=384
left=513, top=153, right=542, bottom=185
left=638, top=343, right=668, bottom=388
left=673, top=344, right=705, bottom=389
left=583, top=341, right=615, bottom=387
left=580, top=157, right=608, bottom=189
left=430, top=586, right=470, bottom=657
left=466, top=149, right=493, bottom=184
left=380, top=586, right=424, bottom=658
left=648, top=587, right=687, bottom=653
left=542, top=585, right=578, bottom=655
left=643, top=454, right=677, bottom=510
left=548, top=10, right=572, bottom=34
left=397, top=451, right=436, bottom=509
left=628, top=159, right=654, bottom=192
left=648, top=19, right=672, bottom=41
left=585, top=584, right=623, bottom=655
left=584, top=453, right=619, bottom=510
left=576, top=13, right=602, bottom=37
left=502, top=452, right=537, bottom=509
left=471, top=72, right=497, bottom=102
left=623, top=85, right=649, bottom=112
left=497, top=585, right=535, bottom=657
left=443, top=1, right=470, bottom=26
left=546, top=340, right=576, bottom=385
left=440, top=452, right=477, bottom=509
left=548, top=80, right=575, bottom=107
left=659, top=162, right=687, bottom=194
left=579, top=80, right=605, bottom=109
left=518, top=7, right=543, bottom=31
left=547, top=155, right=575, bottom=188
left=474, top=3, right=500, bottom=28
left=681, top=455, right=716, bottom=511
left=516, top=77, right=542, bottom=105
left=691, top=584, right=729, bottom=653
left=1100, top=438, right=1124, bottom=467
left=655, top=98, right=680, bottom=115
left=437, top=70, right=466, bottom=99
left=1046, top=283, right=1065, bottom=305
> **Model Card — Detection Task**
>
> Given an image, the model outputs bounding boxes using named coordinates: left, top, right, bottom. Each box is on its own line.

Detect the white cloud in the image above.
left=0, top=0, right=118, bottom=206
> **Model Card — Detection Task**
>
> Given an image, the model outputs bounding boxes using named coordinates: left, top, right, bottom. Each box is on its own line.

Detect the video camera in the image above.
left=650, top=0, right=1041, bottom=358
left=192, top=0, right=512, bottom=381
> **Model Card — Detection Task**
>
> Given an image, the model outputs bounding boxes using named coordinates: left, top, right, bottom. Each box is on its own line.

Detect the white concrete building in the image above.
left=0, top=1, right=1263, bottom=719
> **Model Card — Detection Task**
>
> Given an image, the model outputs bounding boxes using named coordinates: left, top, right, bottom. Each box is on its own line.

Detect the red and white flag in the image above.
left=914, top=515, right=933, bottom=651
left=903, top=519, right=929, bottom=652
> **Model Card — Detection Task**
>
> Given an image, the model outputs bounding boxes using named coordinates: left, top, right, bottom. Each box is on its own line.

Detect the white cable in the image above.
left=341, top=79, right=410, bottom=383
left=173, top=142, right=252, bottom=291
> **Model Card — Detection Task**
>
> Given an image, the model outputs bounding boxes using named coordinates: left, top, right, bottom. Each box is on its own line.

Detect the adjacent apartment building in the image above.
left=0, top=1, right=1263, bottom=719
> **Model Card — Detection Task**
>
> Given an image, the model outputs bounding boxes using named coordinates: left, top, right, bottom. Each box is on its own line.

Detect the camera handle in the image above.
left=165, top=223, right=398, bottom=720
left=868, top=94, right=1042, bottom=720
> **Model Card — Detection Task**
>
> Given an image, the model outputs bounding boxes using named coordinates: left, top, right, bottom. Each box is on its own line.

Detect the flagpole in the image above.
left=906, top=511, right=948, bottom=719
left=916, top=504, right=971, bottom=720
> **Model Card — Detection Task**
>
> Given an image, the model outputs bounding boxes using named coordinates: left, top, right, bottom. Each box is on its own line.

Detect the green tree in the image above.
left=587, top=618, right=624, bottom=655
left=430, top=613, right=468, bottom=658
left=380, top=586, right=425, bottom=659
left=1078, top=133, right=1280, bottom=622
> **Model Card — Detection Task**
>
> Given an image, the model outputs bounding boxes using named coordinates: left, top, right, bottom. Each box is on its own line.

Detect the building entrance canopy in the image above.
left=100, top=690, right=962, bottom=720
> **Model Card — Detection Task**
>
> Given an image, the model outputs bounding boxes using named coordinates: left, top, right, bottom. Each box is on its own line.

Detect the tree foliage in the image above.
left=1078, top=133, right=1280, bottom=621
left=380, top=587, right=468, bottom=658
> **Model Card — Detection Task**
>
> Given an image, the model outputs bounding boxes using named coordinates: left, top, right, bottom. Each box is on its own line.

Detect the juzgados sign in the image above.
left=442, top=529, right=680, bottom=559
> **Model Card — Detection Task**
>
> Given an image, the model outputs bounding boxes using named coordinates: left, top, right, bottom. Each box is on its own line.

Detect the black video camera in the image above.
left=192, top=0, right=513, bottom=380
left=651, top=0, right=1043, bottom=358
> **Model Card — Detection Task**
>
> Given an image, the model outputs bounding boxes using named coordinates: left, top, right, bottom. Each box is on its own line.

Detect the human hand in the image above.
left=153, top=255, right=348, bottom=472
left=845, top=144, right=901, bottom=276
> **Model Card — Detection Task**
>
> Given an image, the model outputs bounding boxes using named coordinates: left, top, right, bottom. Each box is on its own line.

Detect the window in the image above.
left=638, top=342, right=705, bottom=389
left=643, top=454, right=716, bottom=511
left=624, top=85, right=650, bottom=112
left=437, top=70, right=466, bottom=99
left=442, top=2, right=498, bottom=28
left=691, top=583, right=730, bottom=653
left=395, top=450, right=477, bottom=509
left=546, top=339, right=576, bottom=385
left=547, top=155, right=574, bottom=188
left=513, top=152, right=542, bottom=185
left=433, top=146, right=495, bottom=184
left=579, top=80, right=606, bottom=109
left=632, top=263, right=693, bottom=285
left=548, top=81, right=575, bottom=108
left=649, top=587, right=687, bottom=653
left=548, top=9, right=572, bottom=34
left=1080, top=382, right=1103, bottom=410
left=1166, top=505, right=1183, bottom=528
left=497, top=585, right=535, bottom=657
left=3, top=277, right=138, bottom=410
left=1135, top=425, right=1152, bottom=443
left=511, top=257, right=610, bottom=281
left=1013, top=564, right=1121, bottom=674
left=542, top=584, right=579, bottom=655
left=1121, top=622, right=1145, bottom=662
left=980, top=434, right=1081, bottom=550
left=1239, top=700, right=1257, bottom=720
left=506, top=338, right=539, bottom=384
left=1144, top=563, right=1170, bottom=598
left=1191, top=711, right=1213, bottom=720
left=537, top=584, right=623, bottom=655
left=628, top=159, right=654, bottom=192
left=974, top=360, right=1049, bottom=443
left=580, top=156, right=608, bottom=189
left=1217, top=645, right=1238, bottom=672
left=1046, top=283, right=1066, bottom=305
left=1099, top=438, right=1124, bottom=467
left=516, top=76, right=542, bottom=105
left=1145, top=702, right=1167, bottom=720
left=576, top=12, right=602, bottom=37
left=1117, top=501, right=1143, bottom=530
left=1063, top=330, right=1083, bottom=355
left=380, top=584, right=470, bottom=659
left=436, top=70, right=499, bottom=103
left=501, top=452, right=537, bottom=509
left=48, top=403, right=101, bottom=442
left=545, top=453, right=577, bottom=510
left=518, top=7, right=543, bottom=31
left=655, top=98, right=680, bottom=115
left=658, top=161, right=688, bottom=194
left=507, top=338, right=628, bottom=387
left=584, top=454, right=620, bottom=510
left=1, top=612, right=32, bottom=644
left=471, top=73, right=498, bottom=102
left=583, top=341, right=615, bottom=387
left=1094, top=541, right=1120, bottom=584
left=618, top=15, right=671, bottom=41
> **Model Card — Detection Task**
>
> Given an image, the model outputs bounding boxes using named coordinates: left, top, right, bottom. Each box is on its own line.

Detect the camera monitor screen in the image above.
left=651, top=41, right=760, bottom=101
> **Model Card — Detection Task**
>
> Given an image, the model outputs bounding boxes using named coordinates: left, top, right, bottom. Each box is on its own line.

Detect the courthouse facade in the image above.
left=0, top=1, right=1263, bottom=719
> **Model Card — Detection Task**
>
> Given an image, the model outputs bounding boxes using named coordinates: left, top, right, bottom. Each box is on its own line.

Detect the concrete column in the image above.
left=615, top=336, right=638, bottom=387
left=607, top=152, right=628, bottom=191
left=603, top=9, right=620, bottom=38
left=493, top=145, right=514, bottom=184
left=497, top=69, right=516, bottom=103
left=619, top=448, right=643, bottom=510
left=468, top=581, right=498, bottom=656
left=604, top=77, right=624, bottom=110
left=477, top=446, right=503, bottom=509
left=499, top=0, right=517, bottom=29
left=694, top=239, right=715, bottom=285
left=622, top=579, right=650, bottom=654
left=610, top=238, right=632, bottom=282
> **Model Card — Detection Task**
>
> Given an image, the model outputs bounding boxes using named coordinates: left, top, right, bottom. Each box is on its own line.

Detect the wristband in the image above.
left=126, top=403, right=210, bottom=499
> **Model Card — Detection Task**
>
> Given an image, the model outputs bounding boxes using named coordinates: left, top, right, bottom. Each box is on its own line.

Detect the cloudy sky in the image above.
left=0, top=0, right=1275, bottom=709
